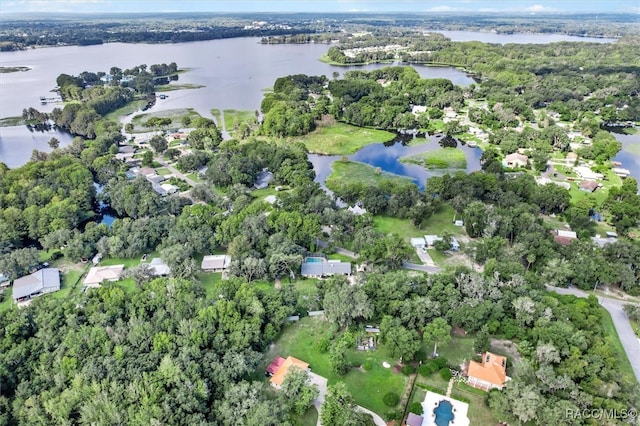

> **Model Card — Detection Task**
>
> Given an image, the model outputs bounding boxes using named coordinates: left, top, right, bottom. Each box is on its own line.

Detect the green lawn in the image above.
left=196, top=272, right=223, bottom=298
left=51, top=270, right=84, bottom=300
left=452, top=382, right=499, bottom=425
left=185, top=172, right=203, bottom=183
left=421, top=336, right=475, bottom=368
left=0, top=288, right=14, bottom=313
left=156, top=167, right=172, bottom=176
left=326, top=161, right=413, bottom=193
left=401, top=147, right=467, bottom=170
left=265, top=317, right=407, bottom=418
left=373, top=204, right=464, bottom=242
left=101, top=251, right=160, bottom=268
left=600, top=309, right=638, bottom=386
left=115, top=278, right=136, bottom=294
left=293, top=122, right=395, bottom=155
left=293, top=406, right=318, bottom=426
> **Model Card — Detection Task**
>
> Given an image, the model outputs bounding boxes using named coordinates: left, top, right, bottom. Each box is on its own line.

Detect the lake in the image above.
left=435, top=30, right=616, bottom=44
left=612, top=131, right=640, bottom=182
left=0, top=125, right=73, bottom=168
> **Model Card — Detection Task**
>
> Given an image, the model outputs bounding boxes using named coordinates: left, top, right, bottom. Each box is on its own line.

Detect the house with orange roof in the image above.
left=266, top=356, right=310, bottom=388
left=466, top=352, right=509, bottom=391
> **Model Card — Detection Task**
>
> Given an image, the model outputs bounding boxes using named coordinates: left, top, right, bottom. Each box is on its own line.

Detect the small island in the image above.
left=0, top=66, right=30, bottom=73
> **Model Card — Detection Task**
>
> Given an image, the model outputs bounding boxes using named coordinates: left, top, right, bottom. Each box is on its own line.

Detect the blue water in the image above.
left=309, top=135, right=482, bottom=192
left=305, top=257, right=325, bottom=263
left=434, top=400, right=455, bottom=426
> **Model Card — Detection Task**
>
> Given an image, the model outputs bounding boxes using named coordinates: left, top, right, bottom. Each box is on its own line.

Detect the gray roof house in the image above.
left=254, top=169, right=274, bottom=190
left=301, top=260, right=351, bottom=278
left=12, top=268, right=61, bottom=302
left=148, top=258, right=171, bottom=276
left=201, top=255, right=232, bottom=272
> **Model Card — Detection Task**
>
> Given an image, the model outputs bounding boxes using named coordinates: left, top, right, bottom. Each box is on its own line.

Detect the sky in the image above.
left=1, top=0, right=639, bottom=15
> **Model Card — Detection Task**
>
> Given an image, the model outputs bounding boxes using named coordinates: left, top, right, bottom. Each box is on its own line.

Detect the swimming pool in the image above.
left=434, top=400, right=454, bottom=426
left=304, top=257, right=325, bottom=263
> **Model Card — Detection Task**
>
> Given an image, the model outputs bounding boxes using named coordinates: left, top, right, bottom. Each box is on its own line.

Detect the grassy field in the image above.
left=223, top=109, right=257, bottom=134
left=0, top=288, right=14, bottom=313
left=103, top=99, right=148, bottom=122
left=293, top=406, right=318, bottom=426
left=156, top=167, right=172, bottom=176
left=425, top=336, right=475, bottom=368
left=101, top=251, right=160, bottom=268
left=292, top=122, right=395, bottom=155
left=401, top=147, right=467, bottom=169
left=264, top=317, right=407, bottom=418
left=373, top=204, right=464, bottom=242
left=196, top=272, right=223, bottom=298
left=600, top=309, right=638, bottom=385
left=325, top=161, right=413, bottom=193
left=129, top=108, right=201, bottom=132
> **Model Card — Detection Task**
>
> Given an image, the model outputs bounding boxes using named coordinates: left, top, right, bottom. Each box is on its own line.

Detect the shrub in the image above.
left=383, top=392, right=400, bottom=407
left=363, top=358, right=374, bottom=371
left=409, top=402, right=424, bottom=415
left=419, top=365, right=432, bottom=377
left=434, top=357, right=448, bottom=369
left=385, top=410, right=402, bottom=420
left=315, top=337, right=330, bottom=353
left=401, top=364, right=416, bottom=375
left=439, top=367, right=452, bottom=381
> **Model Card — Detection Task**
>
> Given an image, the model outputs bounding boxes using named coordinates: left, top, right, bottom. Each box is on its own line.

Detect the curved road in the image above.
left=546, top=285, right=640, bottom=384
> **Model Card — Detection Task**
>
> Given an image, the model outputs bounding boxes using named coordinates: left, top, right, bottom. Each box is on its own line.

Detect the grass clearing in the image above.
left=420, top=336, right=475, bottom=368
left=325, top=161, right=413, bottom=193
left=401, top=147, right=467, bottom=169
left=600, top=309, right=638, bottom=386
left=293, top=122, right=395, bottom=155
left=422, top=204, right=464, bottom=235
left=129, top=108, right=201, bottom=133
left=293, top=406, right=318, bottom=426
left=156, top=167, right=172, bottom=176
left=223, top=109, right=257, bottom=133
left=373, top=215, right=423, bottom=241
left=210, top=109, right=221, bottom=126
left=101, top=251, right=160, bottom=268
left=0, top=288, right=14, bottom=313
left=103, top=99, right=148, bottom=122
left=265, top=316, right=407, bottom=418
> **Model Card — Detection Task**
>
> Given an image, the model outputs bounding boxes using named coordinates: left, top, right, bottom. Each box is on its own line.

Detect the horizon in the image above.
left=1, top=0, right=639, bottom=15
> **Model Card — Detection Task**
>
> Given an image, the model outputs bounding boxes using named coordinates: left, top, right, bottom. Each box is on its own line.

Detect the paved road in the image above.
left=546, top=285, right=640, bottom=384
left=403, top=261, right=441, bottom=274
left=156, top=157, right=196, bottom=187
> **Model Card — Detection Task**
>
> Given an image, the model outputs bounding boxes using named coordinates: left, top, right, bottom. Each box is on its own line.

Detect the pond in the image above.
left=93, top=183, right=116, bottom=227
left=612, top=130, right=640, bottom=182
left=309, top=134, right=482, bottom=191
left=0, top=125, right=73, bottom=168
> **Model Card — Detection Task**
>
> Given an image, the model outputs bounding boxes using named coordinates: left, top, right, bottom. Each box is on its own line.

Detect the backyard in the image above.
left=263, top=316, right=407, bottom=418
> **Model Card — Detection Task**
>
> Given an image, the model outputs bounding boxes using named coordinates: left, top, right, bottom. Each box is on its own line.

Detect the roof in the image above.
left=83, top=265, right=125, bottom=286
left=254, top=170, right=274, bottom=189
left=556, top=230, right=577, bottom=238
left=410, top=237, right=426, bottom=247
left=138, top=167, right=157, bottom=176
left=579, top=180, right=599, bottom=191
left=13, top=268, right=61, bottom=300
left=574, top=166, right=603, bottom=181
left=467, top=352, right=507, bottom=387
left=347, top=205, right=367, bottom=215
left=301, top=260, right=351, bottom=276
left=424, top=235, right=442, bottom=246
left=504, top=153, right=528, bottom=164
left=148, top=258, right=171, bottom=276
left=266, top=356, right=286, bottom=375
left=201, top=255, right=231, bottom=270
left=270, top=356, right=309, bottom=387
left=406, top=413, right=424, bottom=426
left=552, top=230, right=577, bottom=246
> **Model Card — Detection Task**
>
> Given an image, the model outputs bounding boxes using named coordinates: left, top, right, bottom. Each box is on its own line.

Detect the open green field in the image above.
left=325, top=161, right=412, bottom=193
left=422, top=336, right=475, bottom=367
left=101, top=251, right=160, bottom=268
left=600, top=309, right=638, bottom=386
left=223, top=109, right=257, bottom=134
left=293, top=406, right=318, bottom=426
left=373, top=204, right=464, bottom=241
left=264, top=317, right=407, bottom=418
left=293, top=122, right=395, bottom=155
left=401, top=147, right=467, bottom=169
left=104, top=99, right=148, bottom=122
left=129, top=108, right=201, bottom=132
left=210, top=109, right=222, bottom=126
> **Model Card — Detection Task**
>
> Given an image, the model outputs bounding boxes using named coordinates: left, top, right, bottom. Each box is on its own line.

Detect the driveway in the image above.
left=546, top=285, right=640, bottom=384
